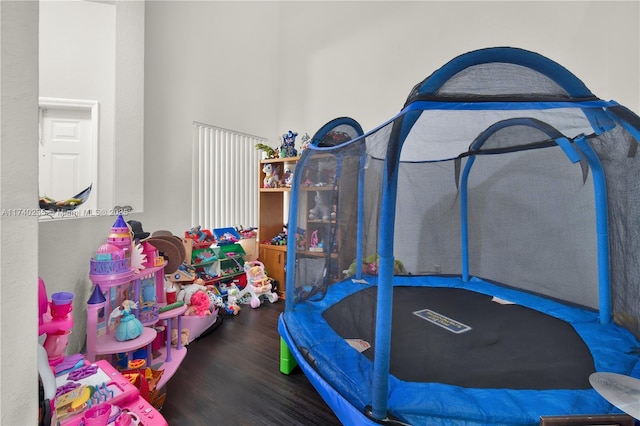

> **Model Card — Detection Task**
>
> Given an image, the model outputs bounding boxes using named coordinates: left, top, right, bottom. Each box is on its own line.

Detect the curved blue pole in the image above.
left=461, top=117, right=585, bottom=284
left=574, top=135, right=611, bottom=324
left=371, top=160, right=398, bottom=420
left=410, top=47, right=596, bottom=100
left=355, top=144, right=366, bottom=280
left=460, top=156, right=475, bottom=281
left=371, top=112, right=417, bottom=420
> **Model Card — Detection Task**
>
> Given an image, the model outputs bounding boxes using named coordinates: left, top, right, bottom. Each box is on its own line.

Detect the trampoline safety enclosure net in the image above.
left=278, top=47, right=640, bottom=426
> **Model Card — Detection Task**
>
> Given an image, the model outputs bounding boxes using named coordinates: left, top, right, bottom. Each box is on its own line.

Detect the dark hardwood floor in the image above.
left=160, top=301, right=342, bottom=425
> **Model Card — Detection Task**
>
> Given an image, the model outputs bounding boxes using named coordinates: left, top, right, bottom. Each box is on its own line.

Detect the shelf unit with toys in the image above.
left=297, top=186, right=339, bottom=258
left=185, top=228, right=247, bottom=287
left=293, top=151, right=355, bottom=284
left=258, top=156, right=299, bottom=297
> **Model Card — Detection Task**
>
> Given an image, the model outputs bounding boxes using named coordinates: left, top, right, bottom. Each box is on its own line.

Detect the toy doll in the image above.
left=185, top=290, right=212, bottom=317
left=109, top=300, right=143, bottom=342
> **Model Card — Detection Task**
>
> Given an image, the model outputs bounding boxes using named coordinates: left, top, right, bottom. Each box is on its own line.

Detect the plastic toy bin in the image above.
left=213, top=227, right=241, bottom=245
left=219, top=243, right=245, bottom=258
left=218, top=243, right=246, bottom=275
left=191, top=246, right=222, bottom=266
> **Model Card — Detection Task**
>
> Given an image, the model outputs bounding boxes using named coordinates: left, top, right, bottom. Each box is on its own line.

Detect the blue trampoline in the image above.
left=278, top=47, right=640, bottom=425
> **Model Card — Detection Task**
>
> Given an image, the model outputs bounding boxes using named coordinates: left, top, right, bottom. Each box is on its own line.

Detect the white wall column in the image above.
left=0, top=1, right=40, bottom=423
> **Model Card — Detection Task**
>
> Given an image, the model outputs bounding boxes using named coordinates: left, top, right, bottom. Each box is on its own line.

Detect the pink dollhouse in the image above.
left=86, top=215, right=187, bottom=393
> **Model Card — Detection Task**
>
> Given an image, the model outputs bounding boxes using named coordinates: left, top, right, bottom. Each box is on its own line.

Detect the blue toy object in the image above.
left=280, top=130, right=298, bottom=158
left=109, top=300, right=144, bottom=342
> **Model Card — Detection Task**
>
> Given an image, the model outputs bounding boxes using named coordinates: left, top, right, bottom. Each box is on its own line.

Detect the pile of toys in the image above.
left=269, top=231, right=287, bottom=246
left=237, top=225, right=256, bottom=239
left=255, top=130, right=310, bottom=160
left=180, top=225, right=278, bottom=317
left=262, top=225, right=287, bottom=246
left=185, top=225, right=214, bottom=246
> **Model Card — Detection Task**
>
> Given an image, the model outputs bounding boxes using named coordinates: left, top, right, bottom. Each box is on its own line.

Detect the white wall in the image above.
left=39, top=0, right=116, bottom=209
left=144, top=1, right=640, bottom=237
left=275, top=1, right=640, bottom=133
left=0, top=2, right=39, bottom=424
left=37, top=4, right=119, bottom=357
left=2, top=1, right=639, bottom=422
left=143, top=1, right=282, bottom=233
left=37, top=1, right=146, bottom=360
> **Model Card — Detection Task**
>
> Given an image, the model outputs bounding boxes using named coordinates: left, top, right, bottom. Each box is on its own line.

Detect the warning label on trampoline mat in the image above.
left=413, top=309, right=472, bottom=334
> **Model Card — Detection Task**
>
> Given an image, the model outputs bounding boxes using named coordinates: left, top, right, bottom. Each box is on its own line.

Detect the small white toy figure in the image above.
left=309, top=191, right=330, bottom=220
left=299, top=133, right=311, bottom=154
left=283, top=168, right=293, bottom=187
left=109, top=300, right=143, bottom=342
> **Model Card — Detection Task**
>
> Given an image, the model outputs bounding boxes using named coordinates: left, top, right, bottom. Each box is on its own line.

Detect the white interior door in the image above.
left=39, top=104, right=96, bottom=211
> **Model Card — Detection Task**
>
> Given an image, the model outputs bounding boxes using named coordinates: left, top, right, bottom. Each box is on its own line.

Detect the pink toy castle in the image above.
left=108, top=214, right=132, bottom=251
left=90, top=215, right=133, bottom=275
left=142, top=241, right=164, bottom=268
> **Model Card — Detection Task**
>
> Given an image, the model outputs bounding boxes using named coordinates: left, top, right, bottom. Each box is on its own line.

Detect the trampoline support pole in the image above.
left=575, top=135, right=611, bottom=324
left=370, top=113, right=409, bottom=420
left=355, top=145, right=366, bottom=280
left=460, top=155, right=475, bottom=282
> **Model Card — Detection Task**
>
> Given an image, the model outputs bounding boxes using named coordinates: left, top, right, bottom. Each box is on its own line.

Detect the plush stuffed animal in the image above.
left=262, top=163, right=280, bottom=188
left=344, top=254, right=407, bottom=277
left=171, top=328, right=190, bottom=347
left=208, top=291, right=240, bottom=316
left=309, top=191, right=331, bottom=220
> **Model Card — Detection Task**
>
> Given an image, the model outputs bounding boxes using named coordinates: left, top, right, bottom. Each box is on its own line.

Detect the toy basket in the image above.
left=218, top=243, right=246, bottom=275
left=184, top=227, right=214, bottom=248
left=191, top=246, right=221, bottom=266
left=218, top=243, right=245, bottom=258
left=213, top=227, right=241, bottom=245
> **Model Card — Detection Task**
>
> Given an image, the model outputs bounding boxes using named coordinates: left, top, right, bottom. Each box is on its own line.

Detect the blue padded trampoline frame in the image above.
left=280, top=276, right=640, bottom=425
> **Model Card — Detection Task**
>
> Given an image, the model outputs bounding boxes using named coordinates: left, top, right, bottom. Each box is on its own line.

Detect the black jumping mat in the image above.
left=322, top=286, right=595, bottom=389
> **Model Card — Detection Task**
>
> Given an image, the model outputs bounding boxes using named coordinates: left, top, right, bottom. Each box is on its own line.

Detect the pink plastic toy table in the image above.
left=56, top=360, right=167, bottom=426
